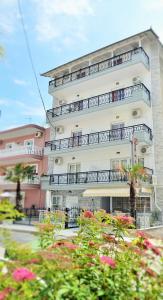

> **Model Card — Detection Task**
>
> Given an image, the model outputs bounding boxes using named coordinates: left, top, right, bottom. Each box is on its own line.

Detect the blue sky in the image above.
left=0, top=0, right=163, bottom=130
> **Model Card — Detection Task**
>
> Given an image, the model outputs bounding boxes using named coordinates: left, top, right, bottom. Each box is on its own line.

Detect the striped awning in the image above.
left=83, top=188, right=130, bottom=197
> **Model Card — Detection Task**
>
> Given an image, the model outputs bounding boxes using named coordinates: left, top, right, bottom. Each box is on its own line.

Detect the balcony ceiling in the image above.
left=41, top=29, right=158, bottom=78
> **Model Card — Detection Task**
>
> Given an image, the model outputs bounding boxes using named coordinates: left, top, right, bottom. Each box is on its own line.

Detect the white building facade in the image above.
left=41, top=29, right=163, bottom=215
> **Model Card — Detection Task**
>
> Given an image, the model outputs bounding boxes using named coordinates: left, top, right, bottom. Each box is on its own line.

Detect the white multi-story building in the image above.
left=41, top=29, right=163, bottom=215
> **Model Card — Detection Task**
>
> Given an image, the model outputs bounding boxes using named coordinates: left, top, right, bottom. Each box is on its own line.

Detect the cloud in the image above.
left=0, top=98, right=10, bottom=106
left=0, top=0, right=18, bottom=35
left=34, top=0, right=95, bottom=43
left=12, top=100, right=45, bottom=117
left=143, top=0, right=163, bottom=11
left=13, top=79, right=29, bottom=86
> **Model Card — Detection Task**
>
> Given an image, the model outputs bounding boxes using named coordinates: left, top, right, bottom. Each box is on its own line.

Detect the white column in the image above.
left=46, top=190, right=51, bottom=209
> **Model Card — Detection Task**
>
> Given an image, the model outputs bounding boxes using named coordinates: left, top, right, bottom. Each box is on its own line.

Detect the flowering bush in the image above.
left=0, top=210, right=162, bottom=299
left=38, top=210, right=65, bottom=249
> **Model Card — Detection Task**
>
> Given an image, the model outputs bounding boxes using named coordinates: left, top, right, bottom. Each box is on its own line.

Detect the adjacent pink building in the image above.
left=0, top=124, right=49, bottom=208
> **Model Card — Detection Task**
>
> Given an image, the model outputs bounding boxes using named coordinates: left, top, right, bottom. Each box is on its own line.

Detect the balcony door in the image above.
left=71, top=131, right=82, bottom=147
left=111, top=123, right=125, bottom=140
left=68, top=163, right=80, bottom=184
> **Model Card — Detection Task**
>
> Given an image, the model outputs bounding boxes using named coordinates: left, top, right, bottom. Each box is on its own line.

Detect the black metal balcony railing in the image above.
left=49, top=168, right=152, bottom=185
left=47, top=83, right=150, bottom=119
left=49, top=47, right=149, bottom=88
left=45, top=124, right=152, bottom=151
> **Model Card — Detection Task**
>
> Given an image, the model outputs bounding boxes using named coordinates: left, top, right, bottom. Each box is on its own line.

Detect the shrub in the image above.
left=0, top=210, right=162, bottom=299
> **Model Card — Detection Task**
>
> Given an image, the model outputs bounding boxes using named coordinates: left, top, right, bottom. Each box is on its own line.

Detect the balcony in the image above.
left=0, top=146, right=43, bottom=158
left=45, top=124, right=152, bottom=155
left=49, top=47, right=149, bottom=91
left=49, top=168, right=152, bottom=186
left=0, top=175, right=40, bottom=188
left=47, top=84, right=150, bottom=121
left=0, top=146, right=43, bottom=166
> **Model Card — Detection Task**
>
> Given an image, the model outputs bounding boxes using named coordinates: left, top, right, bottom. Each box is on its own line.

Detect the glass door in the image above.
left=111, top=123, right=124, bottom=140
left=71, top=131, right=82, bottom=147
left=68, top=163, right=80, bottom=184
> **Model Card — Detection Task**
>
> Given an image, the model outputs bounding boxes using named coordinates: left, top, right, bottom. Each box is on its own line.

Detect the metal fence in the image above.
left=14, top=207, right=82, bottom=228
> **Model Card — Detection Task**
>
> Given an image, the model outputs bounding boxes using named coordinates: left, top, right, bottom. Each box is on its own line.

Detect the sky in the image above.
left=0, top=0, right=163, bottom=131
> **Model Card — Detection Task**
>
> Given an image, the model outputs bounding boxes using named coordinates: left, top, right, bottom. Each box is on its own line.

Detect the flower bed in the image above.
left=0, top=210, right=162, bottom=299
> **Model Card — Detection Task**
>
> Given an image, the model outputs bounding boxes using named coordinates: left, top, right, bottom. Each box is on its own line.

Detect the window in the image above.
left=111, top=158, right=128, bottom=170
left=112, top=197, right=151, bottom=213
left=112, top=197, right=130, bottom=213
left=24, top=139, right=34, bottom=149
left=5, top=143, right=14, bottom=149
left=51, top=195, right=63, bottom=210
left=68, top=163, right=81, bottom=173
left=136, top=197, right=150, bottom=212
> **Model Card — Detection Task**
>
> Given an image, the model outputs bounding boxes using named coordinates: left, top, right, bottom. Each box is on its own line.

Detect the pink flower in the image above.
left=143, top=239, right=154, bottom=250
left=83, top=211, right=94, bottom=218
left=0, top=292, right=6, bottom=300
left=136, top=230, right=147, bottom=239
left=0, top=288, right=14, bottom=300
left=13, top=268, right=36, bottom=282
left=100, top=256, right=116, bottom=268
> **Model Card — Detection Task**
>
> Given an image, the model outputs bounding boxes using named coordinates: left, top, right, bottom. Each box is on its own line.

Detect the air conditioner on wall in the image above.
left=35, top=131, right=43, bottom=138
left=55, top=125, right=64, bottom=134
left=54, top=157, right=63, bottom=165
left=140, top=146, right=151, bottom=155
left=132, top=108, right=142, bottom=118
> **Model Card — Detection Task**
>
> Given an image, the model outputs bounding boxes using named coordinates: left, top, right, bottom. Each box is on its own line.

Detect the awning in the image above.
left=83, top=188, right=130, bottom=197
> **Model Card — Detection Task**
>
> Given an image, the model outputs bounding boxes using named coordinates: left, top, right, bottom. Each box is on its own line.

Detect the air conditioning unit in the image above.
left=55, top=125, right=64, bottom=134
left=54, top=157, right=63, bottom=165
left=58, top=100, right=67, bottom=106
left=132, top=108, right=142, bottom=118
left=140, top=146, right=151, bottom=155
left=35, top=131, right=43, bottom=138
left=132, top=76, right=141, bottom=85
left=152, top=175, right=157, bottom=185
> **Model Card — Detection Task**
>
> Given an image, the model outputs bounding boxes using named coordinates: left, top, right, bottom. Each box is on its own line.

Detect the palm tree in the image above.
left=5, top=163, right=35, bottom=211
left=119, top=164, right=147, bottom=218
left=0, top=45, right=4, bottom=57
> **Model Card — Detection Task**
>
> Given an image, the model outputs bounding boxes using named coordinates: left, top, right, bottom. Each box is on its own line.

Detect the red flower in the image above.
left=88, top=241, right=96, bottom=247
left=83, top=211, right=94, bottom=218
left=13, top=268, right=36, bottom=282
left=152, top=246, right=161, bottom=256
left=100, top=256, right=116, bottom=268
left=103, top=234, right=117, bottom=243
left=146, top=267, right=157, bottom=277
left=28, top=258, right=41, bottom=264
left=115, top=215, right=134, bottom=225
left=51, top=241, right=78, bottom=250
